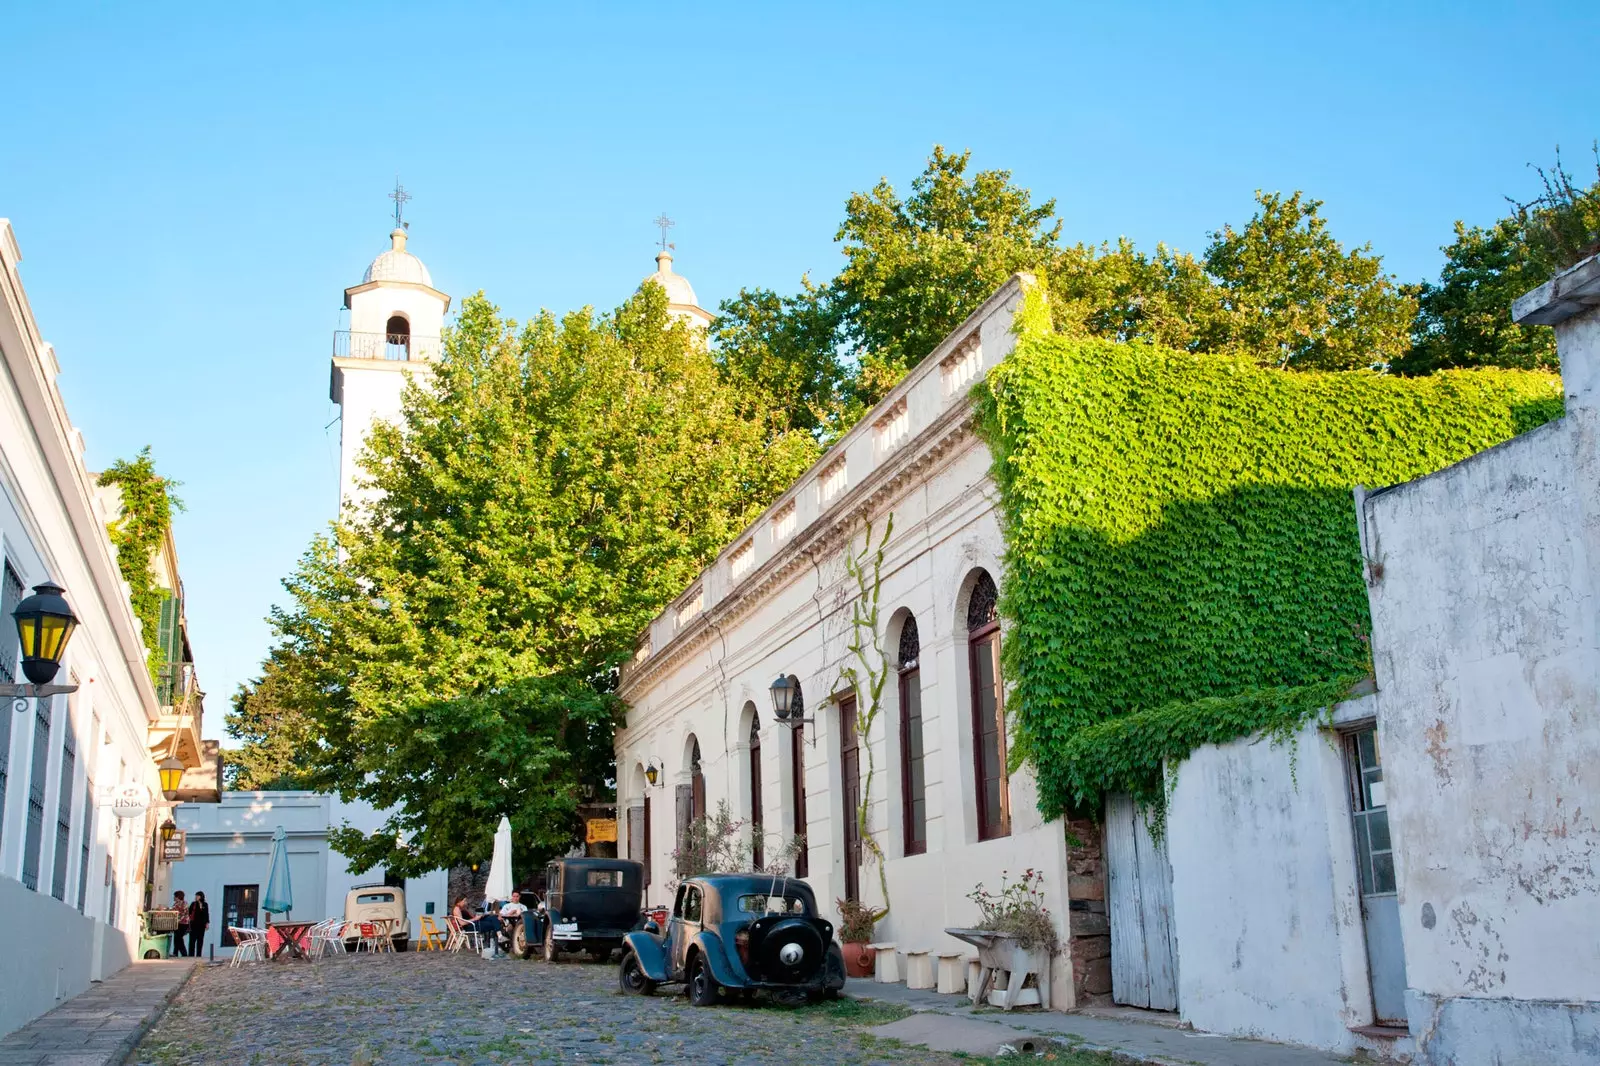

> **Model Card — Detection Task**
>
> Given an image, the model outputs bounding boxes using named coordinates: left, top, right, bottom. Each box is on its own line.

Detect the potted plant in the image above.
left=835, top=897, right=881, bottom=978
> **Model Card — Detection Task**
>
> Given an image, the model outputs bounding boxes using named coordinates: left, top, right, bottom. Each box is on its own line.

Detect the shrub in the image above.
left=967, top=869, right=1057, bottom=953
left=835, top=897, right=880, bottom=943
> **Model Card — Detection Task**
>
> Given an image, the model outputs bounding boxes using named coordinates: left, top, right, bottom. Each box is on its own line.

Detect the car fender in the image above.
left=689, top=929, right=744, bottom=988
left=824, top=941, right=846, bottom=990
left=621, top=931, right=671, bottom=982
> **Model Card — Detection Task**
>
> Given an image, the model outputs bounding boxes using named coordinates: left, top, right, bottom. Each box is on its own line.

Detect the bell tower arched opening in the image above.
left=385, top=315, right=411, bottom=361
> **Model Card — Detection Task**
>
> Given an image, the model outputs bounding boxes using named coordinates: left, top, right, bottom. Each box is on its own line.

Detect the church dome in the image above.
left=363, top=228, right=433, bottom=286
left=641, top=250, right=698, bottom=307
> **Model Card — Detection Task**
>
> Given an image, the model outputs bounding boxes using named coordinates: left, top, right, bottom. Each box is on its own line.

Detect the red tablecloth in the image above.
left=266, top=923, right=313, bottom=956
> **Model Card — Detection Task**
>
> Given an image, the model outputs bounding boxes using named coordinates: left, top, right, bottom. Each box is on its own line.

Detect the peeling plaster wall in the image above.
left=1361, top=267, right=1600, bottom=1065
left=1166, top=703, right=1377, bottom=1055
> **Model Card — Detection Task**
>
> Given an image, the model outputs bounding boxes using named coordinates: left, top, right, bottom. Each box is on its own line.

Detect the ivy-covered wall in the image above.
left=976, top=319, right=1563, bottom=817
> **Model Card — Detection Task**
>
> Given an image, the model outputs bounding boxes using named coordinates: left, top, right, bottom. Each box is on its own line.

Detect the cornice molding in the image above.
left=619, top=398, right=981, bottom=698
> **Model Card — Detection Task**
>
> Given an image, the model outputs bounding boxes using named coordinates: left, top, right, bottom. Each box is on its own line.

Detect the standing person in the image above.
left=170, top=891, right=189, bottom=957
left=187, top=891, right=210, bottom=959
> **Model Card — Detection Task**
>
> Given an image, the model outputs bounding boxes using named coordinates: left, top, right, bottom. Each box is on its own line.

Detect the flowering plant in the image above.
left=966, top=868, right=1058, bottom=953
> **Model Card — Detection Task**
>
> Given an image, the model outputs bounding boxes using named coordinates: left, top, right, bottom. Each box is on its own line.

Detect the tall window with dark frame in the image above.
left=898, top=616, right=927, bottom=855
left=790, top=680, right=808, bottom=878
left=748, top=714, right=764, bottom=869
left=689, top=739, right=705, bottom=822
left=839, top=693, right=862, bottom=902
left=0, top=561, right=23, bottom=847
left=968, top=572, right=1010, bottom=840
left=52, top=703, right=77, bottom=900
left=22, top=694, right=54, bottom=891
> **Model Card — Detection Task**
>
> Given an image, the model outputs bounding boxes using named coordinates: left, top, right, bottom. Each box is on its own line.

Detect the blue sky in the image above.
left=1, top=2, right=1595, bottom=722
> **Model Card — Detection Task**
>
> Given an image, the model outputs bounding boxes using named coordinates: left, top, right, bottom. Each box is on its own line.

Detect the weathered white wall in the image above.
left=617, top=277, right=1079, bottom=1007
left=175, top=791, right=447, bottom=953
left=1167, top=699, right=1381, bottom=1055
left=1359, top=256, right=1600, bottom=1065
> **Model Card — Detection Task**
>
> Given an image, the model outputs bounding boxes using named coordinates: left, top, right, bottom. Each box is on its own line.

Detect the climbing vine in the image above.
left=838, top=514, right=894, bottom=924
left=975, top=297, right=1563, bottom=818
left=97, top=447, right=182, bottom=683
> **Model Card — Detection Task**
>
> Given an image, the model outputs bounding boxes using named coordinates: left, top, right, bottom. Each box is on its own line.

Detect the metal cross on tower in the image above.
left=389, top=179, right=413, bottom=229
left=653, top=214, right=675, bottom=252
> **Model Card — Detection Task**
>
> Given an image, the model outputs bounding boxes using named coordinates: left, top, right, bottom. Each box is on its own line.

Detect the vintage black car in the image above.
left=618, top=874, right=847, bottom=1005
left=538, top=857, right=645, bottom=960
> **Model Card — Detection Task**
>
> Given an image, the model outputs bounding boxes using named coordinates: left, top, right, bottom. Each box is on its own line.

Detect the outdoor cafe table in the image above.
left=267, top=920, right=317, bottom=960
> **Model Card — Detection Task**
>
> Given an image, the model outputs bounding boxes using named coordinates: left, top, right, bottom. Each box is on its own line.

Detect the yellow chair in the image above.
left=418, top=914, right=446, bottom=952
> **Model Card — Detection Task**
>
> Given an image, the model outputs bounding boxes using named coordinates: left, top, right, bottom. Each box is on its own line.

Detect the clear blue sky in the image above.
left=1, top=2, right=1595, bottom=724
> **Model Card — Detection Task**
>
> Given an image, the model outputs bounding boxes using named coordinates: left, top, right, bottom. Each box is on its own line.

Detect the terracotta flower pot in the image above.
left=841, top=941, right=877, bottom=978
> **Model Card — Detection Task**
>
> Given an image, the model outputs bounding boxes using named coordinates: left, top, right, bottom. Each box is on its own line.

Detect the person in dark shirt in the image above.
left=187, top=892, right=210, bottom=958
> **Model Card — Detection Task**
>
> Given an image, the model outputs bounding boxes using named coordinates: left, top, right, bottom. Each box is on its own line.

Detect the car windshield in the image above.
left=737, top=894, right=810, bottom=916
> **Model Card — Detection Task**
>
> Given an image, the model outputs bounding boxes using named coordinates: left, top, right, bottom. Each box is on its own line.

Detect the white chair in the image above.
left=310, top=918, right=348, bottom=957
left=444, top=916, right=482, bottom=953
left=228, top=927, right=266, bottom=967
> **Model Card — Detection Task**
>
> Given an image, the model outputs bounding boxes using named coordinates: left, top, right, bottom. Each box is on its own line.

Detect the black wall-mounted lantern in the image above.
left=5, top=582, right=81, bottom=710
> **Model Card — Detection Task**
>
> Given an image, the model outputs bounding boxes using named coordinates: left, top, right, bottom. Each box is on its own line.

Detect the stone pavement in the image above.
left=0, top=959, right=197, bottom=1066
left=844, top=978, right=1359, bottom=1066
left=129, top=952, right=1120, bottom=1065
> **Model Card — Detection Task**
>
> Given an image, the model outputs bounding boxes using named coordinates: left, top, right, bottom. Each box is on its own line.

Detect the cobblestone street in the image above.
left=129, top=954, right=993, bottom=1066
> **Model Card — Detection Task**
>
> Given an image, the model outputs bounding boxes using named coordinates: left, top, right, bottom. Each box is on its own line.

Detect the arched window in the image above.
left=385, top=315, right=410, bottom=361
left=967, top=572, right=1010, bottom=840
left=749, top=713, right=764, bottom=869
left=898, top=615, right=927, bottom=855
left=789, top=680, right=809, bottom=878
left=690, top=738, right=705, bottom=822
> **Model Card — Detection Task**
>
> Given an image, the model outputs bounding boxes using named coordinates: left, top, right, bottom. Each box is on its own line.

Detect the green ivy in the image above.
left=97, top=447, right=181, bottom=684
left=976, top=309, right=1563, bottom=817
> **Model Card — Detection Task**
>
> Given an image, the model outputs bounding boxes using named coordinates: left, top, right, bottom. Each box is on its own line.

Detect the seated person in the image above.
left=451, top=896, right=502, bottom=949
left=499, top=891, right=528, bottom=919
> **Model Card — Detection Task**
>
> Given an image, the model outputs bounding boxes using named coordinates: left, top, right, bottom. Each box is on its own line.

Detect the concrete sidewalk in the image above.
left=0, top=959, right=197, bottom=1066
left=844, top=979, right=1356, bottom=1066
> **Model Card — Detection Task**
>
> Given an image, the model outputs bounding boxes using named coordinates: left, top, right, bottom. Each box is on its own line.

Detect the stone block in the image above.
left=1068, top=910, right=1109, bottom=937
left=1067, top=873, right=1104, bottom=901
left=1070, top=934, right=1110, bottom=963
left=1081, top=956, right=1113, bottom=996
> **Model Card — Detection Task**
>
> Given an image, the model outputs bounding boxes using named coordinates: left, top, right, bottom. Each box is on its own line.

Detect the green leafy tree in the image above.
left=1203, top=191, right=1417, bottom=370
left=1051, top=238, right=1225, bottom=352
left=265, top=284, right=817, bottom=876
left=1398, top=217, right=1557, bottom=374
left=1518, top=143, right=1600, bottom=273
left=96, top=447, right=182, bottom=683
left=224, top=651, right=321, bottom=790
left=710, top=281, right=846, bottom=436
left=832, top=146, right=1063, bottom=379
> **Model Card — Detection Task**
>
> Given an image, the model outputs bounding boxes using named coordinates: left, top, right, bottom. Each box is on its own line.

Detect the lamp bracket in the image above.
left=775, top=717, right=817, bottom=745
left=4, top=682, right=79, bottom=711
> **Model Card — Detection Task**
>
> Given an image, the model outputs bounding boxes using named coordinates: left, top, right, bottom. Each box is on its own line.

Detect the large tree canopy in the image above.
left=266, top=285, right=817, bottom=876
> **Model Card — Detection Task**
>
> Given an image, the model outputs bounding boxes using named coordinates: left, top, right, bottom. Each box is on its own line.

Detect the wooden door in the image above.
left=839, top=694, right=861, bottom=902
left=1105, top=792, right=1178, bottom=1011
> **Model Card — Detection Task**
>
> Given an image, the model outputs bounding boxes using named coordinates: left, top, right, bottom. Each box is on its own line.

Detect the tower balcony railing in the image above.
left=333, top=330, right=442, bottom=362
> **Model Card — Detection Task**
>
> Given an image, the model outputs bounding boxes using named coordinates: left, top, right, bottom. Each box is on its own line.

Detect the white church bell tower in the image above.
left=330, top=186, right=450, bottom=515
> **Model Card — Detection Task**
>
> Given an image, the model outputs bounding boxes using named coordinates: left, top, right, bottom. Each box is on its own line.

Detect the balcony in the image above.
left=147, top=660, right=204, bottom=769
left=332, top=330, right=441, bottom=362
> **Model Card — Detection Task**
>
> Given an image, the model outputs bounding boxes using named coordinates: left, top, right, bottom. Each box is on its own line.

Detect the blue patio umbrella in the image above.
left=263, top=825, right=294, bottom=919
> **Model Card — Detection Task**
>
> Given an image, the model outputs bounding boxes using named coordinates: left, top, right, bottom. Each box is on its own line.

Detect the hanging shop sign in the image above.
left=585, top=818, right=617, bottom=844
left=161, top=831, right=187, bottom=863
left=101, top=783, right=149, bottom=820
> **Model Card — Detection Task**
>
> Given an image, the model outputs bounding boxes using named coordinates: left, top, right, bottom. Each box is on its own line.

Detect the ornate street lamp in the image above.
left=160, top=817, right=178, bottom=845
left=4, top=582, right=81, bottom=709
left=644, top=762, right=660, bottom=787
left=159, top=756, right=186, bottom=801
left=769, top=675, right=793, bottom=720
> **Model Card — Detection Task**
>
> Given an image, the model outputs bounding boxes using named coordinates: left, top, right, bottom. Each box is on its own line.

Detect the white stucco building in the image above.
left=0, top=219, right=196, bottom=1037
left=614, top=275, right=1096, bottom=1008
left=1352, top=254, right=1600, bottom=1066
left=172, top=791, right=448, bottom=955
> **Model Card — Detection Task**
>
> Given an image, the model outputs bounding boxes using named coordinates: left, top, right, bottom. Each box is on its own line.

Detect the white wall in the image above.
left=175, top=791, right=447, bottom=952
left=0, top=219, right=171, bottom=1036
left=1358, top=256, right=1600, bottom=1065
left=1167, top=699, right=1384, bottom=1055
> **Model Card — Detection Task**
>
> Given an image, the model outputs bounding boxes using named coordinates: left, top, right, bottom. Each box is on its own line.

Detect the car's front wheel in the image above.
left=687, top=954, right=720, bottom=1007
left=543, top=921, right=557, bottom=963
left=619, top=950, right=656, bottom=996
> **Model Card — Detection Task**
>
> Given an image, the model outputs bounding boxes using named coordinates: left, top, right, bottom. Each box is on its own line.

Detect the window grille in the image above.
left=21, top=695, right=53, bottom=891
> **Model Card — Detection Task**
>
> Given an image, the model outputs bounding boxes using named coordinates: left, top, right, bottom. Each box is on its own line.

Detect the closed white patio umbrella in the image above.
left=484, top=816, right=514, bottom=903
